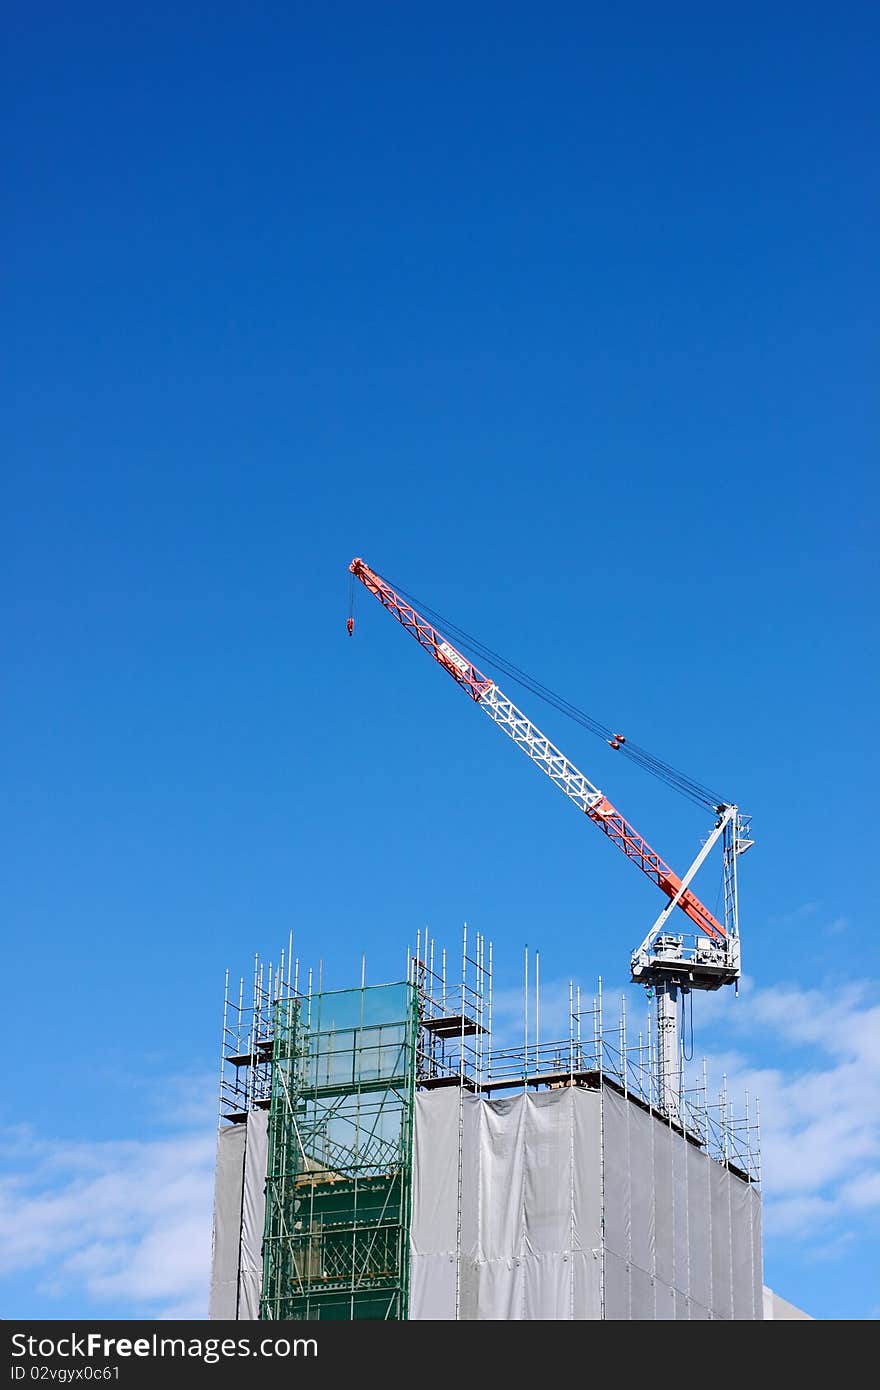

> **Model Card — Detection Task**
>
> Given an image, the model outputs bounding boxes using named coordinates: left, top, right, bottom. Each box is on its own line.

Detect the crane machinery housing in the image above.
left=348, top=556, right=754, bottom=1120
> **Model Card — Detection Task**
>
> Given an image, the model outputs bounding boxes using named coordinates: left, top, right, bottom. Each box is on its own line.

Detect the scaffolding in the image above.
left=218, top=946, right=295, bottom=1123
left=215, top=926, right=760, bottom=1322
left=260, top=982, right=418, bottom=1320
left=408, top=928, right=759, bottom=1183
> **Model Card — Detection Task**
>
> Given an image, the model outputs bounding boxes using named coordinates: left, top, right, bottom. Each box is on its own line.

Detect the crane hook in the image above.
left=347, top=571, right=357, bottom=635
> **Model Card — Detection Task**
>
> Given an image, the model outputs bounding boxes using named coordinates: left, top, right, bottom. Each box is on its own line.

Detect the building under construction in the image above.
left=209, top=560, right=810, bottom=1319
left=208, top=930, right=789, bottom=1321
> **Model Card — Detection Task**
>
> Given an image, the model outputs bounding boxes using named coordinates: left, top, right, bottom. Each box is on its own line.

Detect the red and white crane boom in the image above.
left=349, top=556, right=752, bottom=1117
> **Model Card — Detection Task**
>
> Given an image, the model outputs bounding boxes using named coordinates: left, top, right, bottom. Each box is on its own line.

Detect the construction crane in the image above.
left=348, top=557, right=753, bottom=1118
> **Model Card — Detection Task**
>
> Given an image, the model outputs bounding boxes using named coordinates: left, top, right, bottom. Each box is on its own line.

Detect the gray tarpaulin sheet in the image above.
left=208, top=1113, right=269, bottom=1321
left=731, top=1159, right=756, bottom=1320
left=212, top=1080, right=762, bottom=1321
left=208, top=1122, right=246, bottom=1320
left=751, top=1189, right=764, bottom=1319
left=602, top=1087, right=762, bottom=1320
left=238, top=1110, right=269, bottom=1319
left=710, top=1156, right=733, bottom=1318
left=687, top=1138, right=711, bottom=1315
left=410, top=1087, right=602, bottom=1320
left=410, top=1085, right=459, bottom=1318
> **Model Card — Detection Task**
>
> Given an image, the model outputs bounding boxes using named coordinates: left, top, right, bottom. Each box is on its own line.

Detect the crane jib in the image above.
left=438, top=641, right=472, bottom=677
left=349, top=556, right=728, bottom=941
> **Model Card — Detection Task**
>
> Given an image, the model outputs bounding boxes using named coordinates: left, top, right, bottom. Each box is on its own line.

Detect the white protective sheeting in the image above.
left=686, top=1139, right=712, bottom=1316
left=602, top=1087, right=763, bottom=1320
left=213, top=1079, right=763, bottom=1321
left=410, top=1085, right=459, bottom=1319
left=238, top=1109, right=269, bottom=1319
left=208, top=1113, right=269, bottom=1321
left=208, top=1122, right=246, bottom=1320
left=410, top=1086, right=602, bottom=1320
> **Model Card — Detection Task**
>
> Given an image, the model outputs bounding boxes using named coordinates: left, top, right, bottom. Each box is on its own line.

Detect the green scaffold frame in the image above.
left=261, top=982, right=418, bottom=1320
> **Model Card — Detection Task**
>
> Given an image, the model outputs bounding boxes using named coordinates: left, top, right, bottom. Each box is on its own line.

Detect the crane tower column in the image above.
left=653, top=964, right=683, bottom=1122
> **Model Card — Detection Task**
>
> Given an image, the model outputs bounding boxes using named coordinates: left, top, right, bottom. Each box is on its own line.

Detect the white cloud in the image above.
left=767, top=900, right=821, bottom=926
left=764, top=1194, right=839, bottom=1237
left=0, top=1123, right=215, bottom=1318
left=839, top=1171, right=880, bottom=1210
left=695, top=978, right=880, bottom=1256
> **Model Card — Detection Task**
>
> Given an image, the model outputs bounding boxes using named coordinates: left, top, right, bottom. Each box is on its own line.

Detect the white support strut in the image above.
left=635, top=805, right=737, bottom=960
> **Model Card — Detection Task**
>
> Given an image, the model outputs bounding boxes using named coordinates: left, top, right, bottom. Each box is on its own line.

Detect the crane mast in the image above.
left=349, top=557, right=752, bottom=1118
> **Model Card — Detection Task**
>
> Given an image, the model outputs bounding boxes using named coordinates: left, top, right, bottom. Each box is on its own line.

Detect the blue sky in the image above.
left=3, top=2, right=878, bottom=1320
